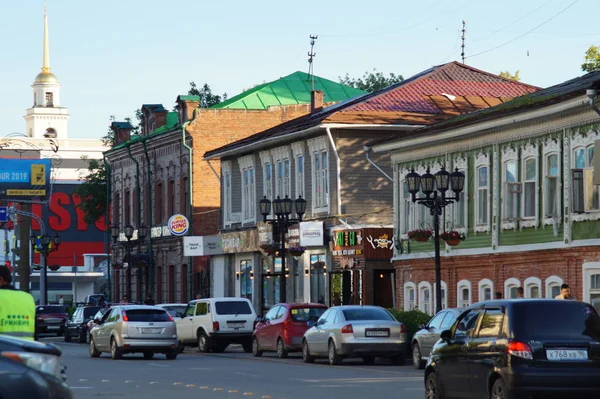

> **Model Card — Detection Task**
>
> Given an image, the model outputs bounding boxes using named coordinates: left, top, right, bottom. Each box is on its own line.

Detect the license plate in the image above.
left=47, top=326, right=59, bottom=330
left=141, top=328, right=162, bottom=334
left=228, top=323, right=244, bottom=329
left=365, top=329, right=389, bottom=337
left=546, top=349, right=588, bottom=361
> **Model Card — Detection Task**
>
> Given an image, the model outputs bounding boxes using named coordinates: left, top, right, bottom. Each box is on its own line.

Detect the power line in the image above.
left=466, top=0, right=581, bottom=59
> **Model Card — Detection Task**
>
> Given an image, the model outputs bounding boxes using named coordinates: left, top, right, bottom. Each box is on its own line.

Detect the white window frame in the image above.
left=504, top=277, right=521, bottom=299
left=271, top=146, right=291, bottom=200
left=543, top=150, right=561, bottom=226
left=571, top=131, right=600, bottom=220
left=222, top=161, right=232, bottom=228
left=524, top=277, right=542, bottom=299
left=433, top=281, right=448, bottom=310
left=307, top=137, right=330, bottom=213
left=238, top=155, right=256, bottom=224
left=478, top=278, right=494, bottom=302
left=259, top=151, right=273, bottom=214
left=583, top=262, right=600, bottom=309
left=521, top=143, right=539, bottom=227
left=451, top=157, right=468, bottom=232
left=545, top=275, right=564, bottom=299
left=502, top=147, right=520, bottom=230
left=474, top=153, right=490, bottom=233
left=399, top=176, right=415, bottom=236
left=457, top=279, right=472, bottom=308
left=403, top=281, right=417, bottom=311
left=417, top=281, right=433, bottom=315
left=291, top=142, right=305, bottom=199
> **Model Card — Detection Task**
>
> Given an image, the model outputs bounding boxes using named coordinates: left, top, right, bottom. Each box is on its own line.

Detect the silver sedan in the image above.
left=302, top=305, right=407, bottom=365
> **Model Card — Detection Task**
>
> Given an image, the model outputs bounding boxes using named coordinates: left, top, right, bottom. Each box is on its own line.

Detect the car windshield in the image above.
left=516, top=301, right=600, bottom=340
left=125, top=309, right=171, bottom=322
left=37, top=305, right=66, bottom=314
left=82, top=307, right=102, bottom=319
left=290, top=307, right=326, bottom=322
left=214, top=301, right=252, bottom=315
left=342, top=307, right=394, bottom=321
left=162, top=306, right=187, bottom=317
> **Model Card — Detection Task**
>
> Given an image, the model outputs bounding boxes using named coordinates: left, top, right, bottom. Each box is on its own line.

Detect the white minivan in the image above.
left=175, top=297, right=257, bottom=353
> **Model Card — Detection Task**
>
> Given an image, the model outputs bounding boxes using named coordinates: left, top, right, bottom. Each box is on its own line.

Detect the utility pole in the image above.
left=18, top=204, right=31, bottom=293
left=308, top=35, right=318, bottom=91
left=461, top=20, right=466, bottom=64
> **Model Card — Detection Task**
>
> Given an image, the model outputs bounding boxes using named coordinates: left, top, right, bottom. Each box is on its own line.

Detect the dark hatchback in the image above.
left=35, top=305, right=68, bottom=337
left=425, top=300, right=600, bottom=399
left=65, top=306, right=103, bottom=343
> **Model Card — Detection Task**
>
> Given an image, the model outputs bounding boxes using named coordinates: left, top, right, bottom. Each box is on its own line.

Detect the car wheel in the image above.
left=89, top=337, right=101, bottom=358
left=491, top=378, right=515, bottom=399
left=166, top=351, right=177, bottom=360
left=276, top=338, right=288, bottom=359
left=242, top=341, right=252, bottom=354
left=143, top=351, right=154, bottom=360
left=302, top=340, right=315, bottom=363
left=328, top=340, right=342, bottom=365
left=413, top=344, right=425, bottom=369
left=198, top=331, right=211, bottom=353
left=110, top=338, right=122, bottom=360
left=64, top=332, right=71, bottom=342
left=362, top=356, right=376, bottom=365
left=252, top=337, right=263, bottom=357
left=425, top=372, right=443, bottom=399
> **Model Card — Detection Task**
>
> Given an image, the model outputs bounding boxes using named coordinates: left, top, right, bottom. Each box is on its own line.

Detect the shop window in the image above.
left=310, top=254, right=327, bottom=304
left=240, top=260, right=253, bottom=302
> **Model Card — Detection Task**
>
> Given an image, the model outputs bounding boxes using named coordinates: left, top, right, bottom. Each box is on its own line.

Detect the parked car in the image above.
left=86, top=306, right=110, bottom=343
left=0, top=335, right=72, bottom=398
left=411, top=308, right=461, bottom=369
left=35, top=305, right=68, bottom=337
left=253, top=303, right=327, bottom=358
left=156, top=303, right=188, bottom=320
left=424, top=299, right=600, bottom=399
left=88, top=305, right=178, bottom=360
left=84, top=294, right=107, bottom=305
left=302, top=305, right=407, bottom=365
left=64, top=306, right=103, bottom=343
left=176, top=297, right=257, bottom=353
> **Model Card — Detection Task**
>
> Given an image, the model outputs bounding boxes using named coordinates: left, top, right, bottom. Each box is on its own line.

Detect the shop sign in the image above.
left=366, top=233, right=393, bottom=250
left=167, top=214, right=189, bottom=236
left=332, top=228, right=394, bottom=260
left=286, top=223, right=300, bottom=248
left=257, top=222, right=274, bottom=247
left=299, top=221, right=324, bottom=247
left=183, top=236, right=223, bottom=256
left=221, top=229, right=258, bottom=253
left=151, top=225, right=173, bottom=239
left=331, top=249, right=363, bottom=256
left=334, top=230, right=362, bottom=247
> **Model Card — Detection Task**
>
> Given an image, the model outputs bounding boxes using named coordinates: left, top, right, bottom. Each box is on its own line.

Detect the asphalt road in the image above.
left=42, top=336, right=425, bottom=399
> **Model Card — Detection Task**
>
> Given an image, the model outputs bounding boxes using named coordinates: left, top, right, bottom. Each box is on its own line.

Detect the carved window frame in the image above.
left=474, top=153, right=490, bottom=233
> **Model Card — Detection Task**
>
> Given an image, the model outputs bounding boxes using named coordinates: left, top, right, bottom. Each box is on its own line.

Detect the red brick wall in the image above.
left=394, top=246, right=600, bottom=309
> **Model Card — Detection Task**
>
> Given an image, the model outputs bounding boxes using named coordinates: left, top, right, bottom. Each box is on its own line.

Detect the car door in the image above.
left=96, top=308, right=117, bottom=350
left=177, top=303, right=196, bottom=343
left=421, top=311, right=447, bottom=358
left=306, top=309, right=331, bottom=355
left=67, top=309, right=79, bottom=337
left=316, top=309, right=338, bottom=354
left=256, top=306, right=281, bottom=350
left=192, top=301, right=209, bottom=339
left=465, top=307, right=505, bottom=397
left=437, top=308, right=483, bottom=399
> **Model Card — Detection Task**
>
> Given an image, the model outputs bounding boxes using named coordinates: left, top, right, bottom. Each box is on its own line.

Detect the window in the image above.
left=524, top=277, right=542, bottom=299
left=457, top=280, right=472, bottom=308
left=504, top=278, right=520, bottom=299
left=400, top=180, right=414, bottom=234
left=296, top=155, right=305, bottom=197
left=239, top=155, right=256, bottom=223
left=545, top=275, right=564, bottom=299
left=314, top=151, right=328, bottom=208
left=214, top=301, right=253, bottom=315
left=478, top=279, right=494, bottom=302
left=418, top=282, right=432, bottom=315
left=195, top=302, right=208, bottom=316
left=404, top=282, right=416, bottom=310
left=45, top=92, right=53, bottom=107
left=168, top=180, right=175, bottom=217
left=572, top=144, right=599, bottom=212
left=434, top=281, right=448, bottom=310
left=222, top=162, right=232, bottom=224
left=155, top=182, right=163, bottom=224
left=113, top=193, right=121, bottom=226
left=477, top=309, right=504, bottom=338
left=591, top=274, right=600, bottom=312
left=455, top=309, right=481, bottom=337
left=545, top=154, right=559, bottom=217
left=310, top=254, right=327, bottom=303
left=476, top=166, right=489, bottom=225
left=440, top=311, right=457, bottom=330
left=265, top=162, right=273, bottom=200
left=504, top=160, right=520, bottom=220
left=452, top=169, right=467, bottom=228
left=522, top=158, right=537, bottom=218
left=181, top=177, right=188, bottom=215
left=275, top=159, right=291, bottom=199
left=240, top=260, right=253, bottom=302
left=427, top=311, right=446, bottom=330
left=124, top=190, right=131, bottom=226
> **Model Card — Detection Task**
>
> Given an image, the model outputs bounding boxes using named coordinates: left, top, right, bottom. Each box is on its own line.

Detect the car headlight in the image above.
left=2, top=351, right=63, bottom=379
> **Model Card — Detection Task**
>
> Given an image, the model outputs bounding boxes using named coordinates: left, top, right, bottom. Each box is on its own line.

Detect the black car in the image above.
left=425, top=299, right=600, bottom=399
left=64, top=306, right=103, bottom=343
left=0, top=335, right=73, bottom=399
left=35, top=305, right=68, bottom=337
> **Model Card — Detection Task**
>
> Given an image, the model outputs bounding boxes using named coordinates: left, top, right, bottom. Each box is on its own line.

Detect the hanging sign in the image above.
left=167, top=214, right=189, bottom=236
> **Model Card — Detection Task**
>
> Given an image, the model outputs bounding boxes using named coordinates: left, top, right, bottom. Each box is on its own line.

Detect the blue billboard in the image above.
left=0, top=158, right=52, bottom=199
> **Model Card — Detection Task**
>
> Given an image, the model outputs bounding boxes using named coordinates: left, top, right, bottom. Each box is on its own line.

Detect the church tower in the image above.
left=24, top=3, right=69, bottom=139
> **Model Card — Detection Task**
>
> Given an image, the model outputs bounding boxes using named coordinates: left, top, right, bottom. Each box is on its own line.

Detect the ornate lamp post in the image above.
left=259, top=195, right=307, bottom=303
left=111, top=224, right=148, bottom=302
left=30, top=233, right=61, bottom=305
left=406, top=166, right=465, bottom=314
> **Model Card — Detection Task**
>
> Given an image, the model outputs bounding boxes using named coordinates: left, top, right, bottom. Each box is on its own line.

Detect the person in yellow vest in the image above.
left=0, top=265, right=36, bottom=341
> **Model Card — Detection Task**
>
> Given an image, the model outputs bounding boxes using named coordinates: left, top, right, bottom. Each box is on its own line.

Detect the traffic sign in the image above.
left=0, top=207, right=7, bottom=223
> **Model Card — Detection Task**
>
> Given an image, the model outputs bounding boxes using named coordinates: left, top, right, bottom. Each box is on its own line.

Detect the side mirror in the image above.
left=93, top=318, right=101, bottom=324
left=440, top=329, right=452, bottom=342
left=307, top=320, right=315, bottom=327
left=176, top=312, right=184, bottom=318
left=418, top=324, right=427, bottom=330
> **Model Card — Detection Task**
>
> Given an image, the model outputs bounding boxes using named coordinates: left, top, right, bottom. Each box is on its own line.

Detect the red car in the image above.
left=252, top=303, right=327, bottom=358
left=35, top=305, right=69, bottom=338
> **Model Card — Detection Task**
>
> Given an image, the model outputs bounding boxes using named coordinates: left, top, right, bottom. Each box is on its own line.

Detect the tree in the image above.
left=188, top=82, right=226, bottom=107
left=582, top=45, right=600, bottom=73
left=499, top=70, right=521, bottom=81
left=73, top=158, right=108, bottom=224
left=338, top=69, right=404, bottom=93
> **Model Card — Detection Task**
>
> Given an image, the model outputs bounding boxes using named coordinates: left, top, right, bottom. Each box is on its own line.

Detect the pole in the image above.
left=11, top=235, right=16, bottom=287
left=104, top=157, right=112, bottom=302
left=280, top=221, right=287, bottom=303
left=433, top=196, right=442, bottom=315
left=126, top=243, right=132, bottom=300
left=41, top=250, right=48, bottom=305
left=19, top=203, right=31, bottom=293
left=73, top=253, right=77, bottom=304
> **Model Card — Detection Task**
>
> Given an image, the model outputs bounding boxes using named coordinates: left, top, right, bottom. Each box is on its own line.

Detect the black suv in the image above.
left=425, top=300, right=600, bottom=399
left=64, top=306, right=103, bottom=343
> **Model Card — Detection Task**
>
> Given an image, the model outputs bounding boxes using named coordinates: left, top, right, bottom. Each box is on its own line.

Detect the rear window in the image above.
left=214, top=301, right=252, bottom=315
left=125, top=309, right=171, bottom=322
left=37, top=305, right=66, bottom=314
left=516, top=302, right=600, bottom=340
left=83, top=307, right=102, bottom=319
left=290, top=307, right=326, bottom=322
left=342, top=307, right=395, bottom=321
left=163, top=306, right=187, bottom=317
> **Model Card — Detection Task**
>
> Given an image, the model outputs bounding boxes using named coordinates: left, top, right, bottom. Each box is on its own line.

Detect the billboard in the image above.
left=0, top=159, right=51, bottom=199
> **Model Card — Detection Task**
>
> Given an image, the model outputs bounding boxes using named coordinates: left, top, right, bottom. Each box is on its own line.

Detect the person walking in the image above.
left=144, top=295, right=155, bottom=305
left=0, top=266, right=36, bottom=341
left=555, top=283, right=576, bottom=300
left=58, top=295, right=64, bottom=305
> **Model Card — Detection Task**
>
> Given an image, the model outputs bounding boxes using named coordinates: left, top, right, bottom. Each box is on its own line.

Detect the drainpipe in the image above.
left=586, top=89, right=600, bottom=117
left=364, top=146, right=392, bottom=181
left=325, top=127, right=342, bottom=217
left=126, top=145, right=142, bottom=302
left=182, top=120, right=194, bottom=299
left=141, top=140, right=154, bottom=300
left=103, top=156, right=112, bottom=302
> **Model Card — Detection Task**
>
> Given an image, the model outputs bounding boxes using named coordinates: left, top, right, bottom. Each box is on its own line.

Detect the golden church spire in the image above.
left=42, top=1, right=50, bottom=73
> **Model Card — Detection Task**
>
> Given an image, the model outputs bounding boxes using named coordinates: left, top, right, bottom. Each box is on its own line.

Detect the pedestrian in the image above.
left=195, top=294, right=201, bottom=300
left=495, top=291, right=502, bottom=299
left=121, top=295, right=129, bottom=304
left=516, top=287, right=524, bottom=299
left=145, top=295, right=155, bottom=305
left=0, top=265, right=36, bottom=341
left=555, top=283, right=576, bottom=300
left=58, top=295, right=64, bottom=305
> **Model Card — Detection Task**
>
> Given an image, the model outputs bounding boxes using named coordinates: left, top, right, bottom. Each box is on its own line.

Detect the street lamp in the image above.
left=30, top=233, right=61, bottom=305
left=111, top=224, right=148, bottom=302
left=260, top=195, right=307, bottom=303
left=406, top=166, right=465, bottom=314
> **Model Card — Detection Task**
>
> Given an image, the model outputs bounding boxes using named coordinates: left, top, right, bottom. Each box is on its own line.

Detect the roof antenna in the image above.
left=308, top=35, right=318, bottom=91
left=461, top=20, right=466, bottom=64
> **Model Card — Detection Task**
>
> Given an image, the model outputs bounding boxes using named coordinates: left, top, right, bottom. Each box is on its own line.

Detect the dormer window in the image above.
left=45, top=92, right=54, bottom=107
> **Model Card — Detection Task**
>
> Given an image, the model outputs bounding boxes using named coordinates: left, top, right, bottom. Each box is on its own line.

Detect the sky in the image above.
left=0, top=0, right=598, bottom=140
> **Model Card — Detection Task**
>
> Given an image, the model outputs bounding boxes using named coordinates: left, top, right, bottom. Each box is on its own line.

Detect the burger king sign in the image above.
left=167, top=214, right=189, bottom=236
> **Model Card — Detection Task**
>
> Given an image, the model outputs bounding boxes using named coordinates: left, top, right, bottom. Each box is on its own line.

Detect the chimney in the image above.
left=110, top=122, right=134, bottom=146
left=311, top=90, right=324, bottom=113
left=154, top=109, right=168, bottom=129
left=176, top=95, right=201, bottom=123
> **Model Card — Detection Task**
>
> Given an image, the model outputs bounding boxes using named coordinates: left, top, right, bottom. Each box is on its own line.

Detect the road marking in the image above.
left=174, top=382, right=182, bottom=385
left=187, top=384, right=196, bottom=388
left=79, top=379, right=88, bottom=382
left=200, top=386, right=209, bottom=389
left=70, top=387, right=94, bottom=390
left=243, top=393, right=253, bottom=396
left=149, top=362, right=171, bottom=368
left=235, top=372, right=261, bottom=378
left=150, top=382, right=159, bottom=384
left=102, top=380, right=110, bottom=383
left=214, top=388, right=223, bottom=391
left=229, top=389, right=239, bottom=393
left=125, top=380, right=134, bottom=383
left=190, top=367, right=212, bottom=370
left=293, top=377, right=420, bottom=383
left=262, top=396, right=271, bottom=399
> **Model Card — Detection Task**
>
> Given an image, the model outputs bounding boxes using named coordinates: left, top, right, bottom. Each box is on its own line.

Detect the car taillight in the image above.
left=508, top=341, right=533, bottom=360
left=121, top=310, right=128, bottom=322
left=400, top=324, right=407, bottom=334
left=167, top=313, right=174, bottom=322
left=213, top=321, right=220, bottom=331
left=341, top=324, right=353, bottom=334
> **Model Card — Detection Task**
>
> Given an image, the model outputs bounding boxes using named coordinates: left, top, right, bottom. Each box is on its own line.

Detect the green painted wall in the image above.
left=499, top=226, right=563, bottom=246
left=572, top=221, right=600, bottom=240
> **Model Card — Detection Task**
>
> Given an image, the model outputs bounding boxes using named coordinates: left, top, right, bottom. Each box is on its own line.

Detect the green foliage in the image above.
left=102, top=111, right=141, bottom=147
left=339, top=69, right=404, bottom=93
left=73, top=158, right=108, bottom=224
left=188, top=82, right=225, bottom=107
left=65, top=305, right=76, bottom=318
left=388, top=308, right=432, bottom=345
left=582, top=45, right=600, bottom=73
left=499, top=70, right=521, bottom=81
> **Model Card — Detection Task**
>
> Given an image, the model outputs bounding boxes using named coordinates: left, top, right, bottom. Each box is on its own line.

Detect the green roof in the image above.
left=177, top=95, right=200, bottom=102
left=110, top=112, right=179, bottom=151
left=211, top=71, right=366, bottom=110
